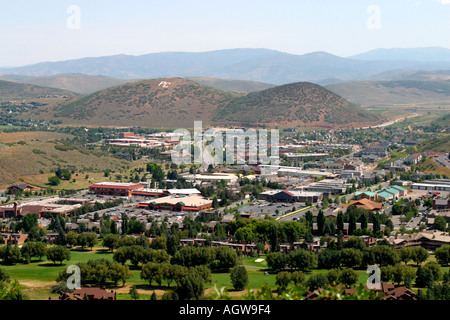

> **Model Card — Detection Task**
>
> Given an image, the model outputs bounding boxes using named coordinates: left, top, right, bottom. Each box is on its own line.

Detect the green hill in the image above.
left=213, top=82, right=384, bottom=129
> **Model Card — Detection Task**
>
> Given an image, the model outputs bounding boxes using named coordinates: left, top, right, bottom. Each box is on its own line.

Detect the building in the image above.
left=389, top=231, right=450, bottom=251
left=1, top=231, right=28, bottom=245
left=51, top=287, right=115, bottom=300
left=355, top=191, right=378, bottom=201
left=258, top=189, right=323, bottom=203
left=303, top=180, right=350, bottom=196
left=343, top=198, right=384, bottom=212
left=404, top=153, right=422, bottom=165
left=433, top=198, right=450, bottom=210
left=7, top=184, right=38, bottom=195
left=182, top=173, right=239, bottom=185
left=412, top=179, right=450, bottom=192
left=137, top=195, right=213, bottom=212
left=89, top=182, right=144, bottom=197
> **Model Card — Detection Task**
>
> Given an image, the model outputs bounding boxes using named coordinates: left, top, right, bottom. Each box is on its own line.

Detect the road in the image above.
left=361, top=113, right=420, bottom=129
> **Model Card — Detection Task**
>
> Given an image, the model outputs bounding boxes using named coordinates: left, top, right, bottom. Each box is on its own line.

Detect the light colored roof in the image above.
left=144, top=195, right=212, bottom=207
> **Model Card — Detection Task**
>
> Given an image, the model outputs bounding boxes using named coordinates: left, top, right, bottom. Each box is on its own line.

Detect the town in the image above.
left=0, top=120, right=449, bottom=301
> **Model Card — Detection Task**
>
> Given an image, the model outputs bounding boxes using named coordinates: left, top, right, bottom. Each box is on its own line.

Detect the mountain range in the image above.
left=3, top=47, right=450, bottom=85
left=21, top=78, right=384, bottom=129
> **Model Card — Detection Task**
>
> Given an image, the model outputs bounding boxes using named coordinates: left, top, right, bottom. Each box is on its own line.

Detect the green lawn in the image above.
left=3, top=248, right=448, bottom=300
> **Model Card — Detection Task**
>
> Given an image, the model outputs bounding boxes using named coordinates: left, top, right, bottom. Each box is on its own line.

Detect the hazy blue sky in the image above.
left=1, top=0, right=449, bottom=66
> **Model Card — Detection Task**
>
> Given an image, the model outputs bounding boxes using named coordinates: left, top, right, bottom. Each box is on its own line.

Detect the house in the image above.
left=433, top=198, right=450, bottom=210
left=304, top=282, right=416, bottom=300
left=51, top=287, right=115, bottom=300
left=1, top=231, right=28, bottom=245
left=7, top=184, right=38, bottom=195
left=404, top=153, right=422, bottom=165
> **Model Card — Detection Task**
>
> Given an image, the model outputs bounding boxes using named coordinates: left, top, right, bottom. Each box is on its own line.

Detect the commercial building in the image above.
left=411, top=179, right=450, bottom=192
left=137, top=195, right=213, bottom=212
left=258, top=190, right=323, bottom=203
left=303, top=180, right=350, bottom=196
left=89, top=182, right=144, bottom=197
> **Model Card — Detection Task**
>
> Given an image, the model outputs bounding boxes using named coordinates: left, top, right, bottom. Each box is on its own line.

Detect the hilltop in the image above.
left=187, top=76, right=275, bottom=93
left=45, top=78, right=239, bottom=128
left=213, top=82, right=384, bottom=129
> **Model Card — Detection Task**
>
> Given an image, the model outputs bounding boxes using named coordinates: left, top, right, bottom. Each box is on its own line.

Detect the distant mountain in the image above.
left=187, top=76, right=275, bottom=93
left=368, top=69, right=450, bottom=81
left=0, top=79, right=79, bottom=102
left=4, top=48, right=450, bottom=85
left=350, top=47, right=450, bottom=62
left=326, top=80, right=450, bottom=107
left=23, top=78, right=384, bottom=129
left=213, top=82, right=384, bottom=129
left=20, top=73, right=130, bottom=94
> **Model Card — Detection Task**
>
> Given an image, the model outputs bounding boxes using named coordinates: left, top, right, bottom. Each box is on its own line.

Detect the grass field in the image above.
left=2, top=246, right=448, bottom=300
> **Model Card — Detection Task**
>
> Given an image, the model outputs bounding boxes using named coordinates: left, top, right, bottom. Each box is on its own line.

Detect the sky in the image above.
left=0, top=0, right=449, bottom=67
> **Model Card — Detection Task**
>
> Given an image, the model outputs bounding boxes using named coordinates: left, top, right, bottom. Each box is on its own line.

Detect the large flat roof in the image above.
left=89, top=182, right=144, bottom=189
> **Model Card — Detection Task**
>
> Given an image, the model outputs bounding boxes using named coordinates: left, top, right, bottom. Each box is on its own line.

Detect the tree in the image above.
left=275, top=272, right=291, bottom=291
left=230, top=266, right=248, bottom=291
left=46, top=245, right=70, bottom=265
left=435, top=245, right=450, bottom=266
left=348, top=211, right=357, bottom=235
left=370, top=245, right=399, bottom=267
left=0, top=244, right=21, bottom=265
left=336, top=211, right=344, bottom=233
left=411, top=247, right=429, bottom=266
left=306, top=274, right=328, bottom=291
left=338, top=268, right=359, bottom=288
left=20, top=242, right=47, bottom=262
left=129, top=286, right=140, bottom=300
left=266, top=252, right=288, bottom=271
left=399, top=246, right=413, bottom=265
left=318, top=249, right=341, bottom=269
left=291, top=271, right=306, bottom=286
left=339, top=248, right=363, bottom=269
left=109, top=262, right=132, bottom=287
left=48, top=175, right=61, bottom=186
left=344, top=236, right=366, bottom=251
left=65, top=231, right=78, bottom=248
left=103, top=234, right=120, bottom=251
left=213, top=246, right=238, bottom=272
left=289, top=249, right=318, bottom=273
left=434, top=216, right=447, bottom=231
left=317, top=210, right=325, bottom=236
left=20, top=213, right=38, bottom=232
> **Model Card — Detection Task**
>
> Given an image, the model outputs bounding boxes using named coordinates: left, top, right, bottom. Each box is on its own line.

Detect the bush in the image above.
left=230, top=266, right=248, bottom=291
